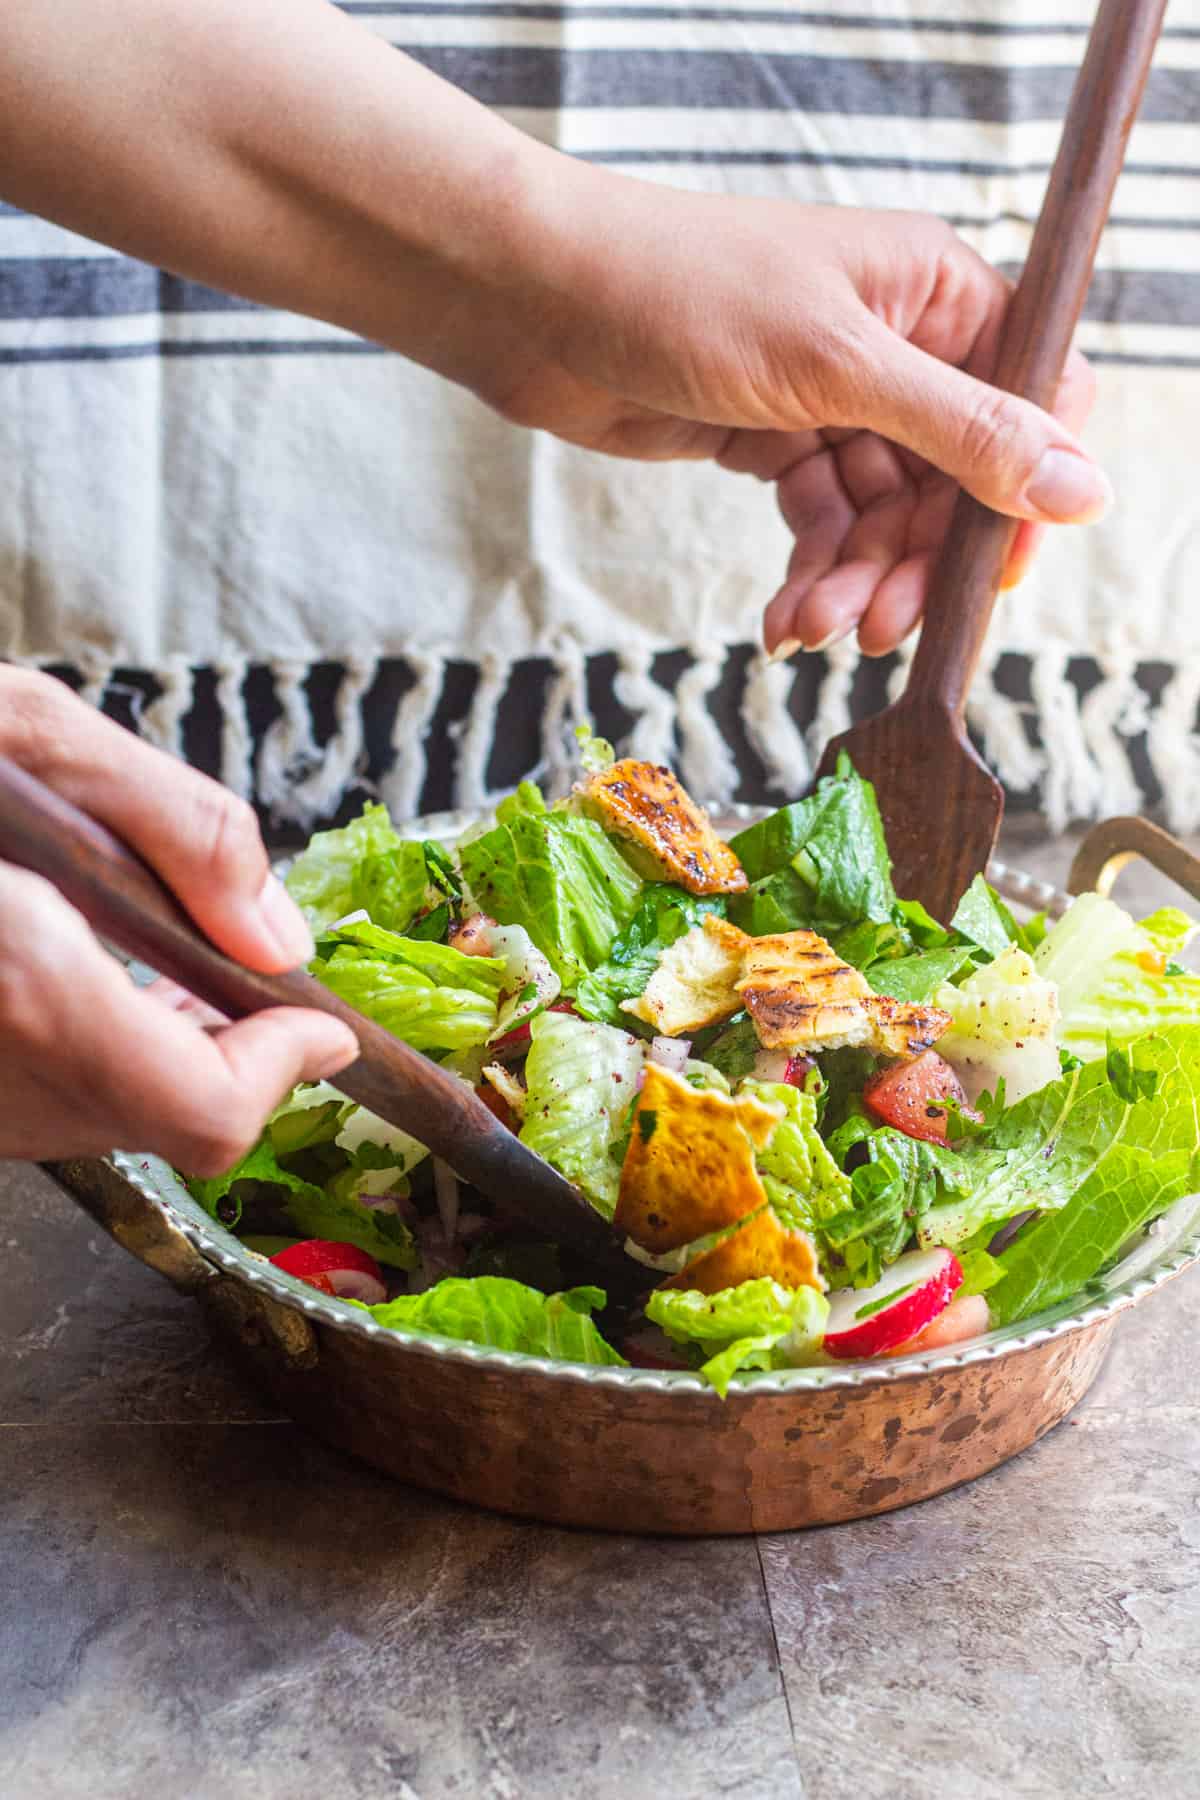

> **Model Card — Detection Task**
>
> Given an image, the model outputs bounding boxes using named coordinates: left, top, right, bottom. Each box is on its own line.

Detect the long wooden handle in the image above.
left=0, top=753, right=628, bottom=1271
left=905, top=0, right=1166, bottom=719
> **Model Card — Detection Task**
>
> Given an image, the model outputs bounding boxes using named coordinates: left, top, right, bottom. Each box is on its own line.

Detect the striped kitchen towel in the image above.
left=2, top=0, right=1199, bottom=831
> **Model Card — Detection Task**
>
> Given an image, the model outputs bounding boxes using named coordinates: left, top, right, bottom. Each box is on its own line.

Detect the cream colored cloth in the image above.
left=2, top=0, right=1199, bottom=828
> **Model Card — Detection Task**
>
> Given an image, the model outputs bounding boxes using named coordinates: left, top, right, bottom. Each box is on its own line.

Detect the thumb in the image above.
left=834, top=321, right=1113, bottom=525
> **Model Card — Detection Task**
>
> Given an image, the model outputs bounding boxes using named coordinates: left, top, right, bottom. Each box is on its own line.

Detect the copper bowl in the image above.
left=48, top=818, right=1200, bottom=1536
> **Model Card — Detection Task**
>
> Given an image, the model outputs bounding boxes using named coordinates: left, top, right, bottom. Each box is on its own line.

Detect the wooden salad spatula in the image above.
left=815, top=0, right=1167, bottom=923
left=0, top=753, right=642, bottom=1291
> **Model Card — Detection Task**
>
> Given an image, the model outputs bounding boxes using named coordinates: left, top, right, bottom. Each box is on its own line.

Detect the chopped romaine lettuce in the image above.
left=949, top=873, right=1020, bottom=961
left=187, top=1136, right=417, bottom=1268
left=742, top=1079, right=850, bottom=1239
left=574, top=883, right=726, bottom=1026
left=698, top=1013, right=760, bottom=1086
left=310, top=919, right=505, bottom=1054
left=1035, top=892, right=1200, bottom=1060
left=727, top=754, right=897, bottom=935
left=935, top=945, right=1061, bottom=1105
left=823, top=1114, right=981, bottom=1283
left=362, top=1277, right=626, bottom=1365
left=284, top=802, right=453, bottom=936
left=646, top=1280, right=829, bottom=1396
left=519, top=1011, right=645, bottom=1218
left=866, top=946, right=976, bottom=1003
left=459, top=805, right=643, bottom=984
left=284, top=802, right=404, bottom=931
left=986, top=1026, right=1200, bottom=1322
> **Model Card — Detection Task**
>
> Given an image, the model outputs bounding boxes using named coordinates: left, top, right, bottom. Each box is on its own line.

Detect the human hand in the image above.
left=485, top=183, right=1104, bottom=658
left=0, top=668, right=358, bottom=1171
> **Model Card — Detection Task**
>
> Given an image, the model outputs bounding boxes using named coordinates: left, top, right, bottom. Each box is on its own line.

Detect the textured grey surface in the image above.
left=2, top=826, right=1199, bottom=1799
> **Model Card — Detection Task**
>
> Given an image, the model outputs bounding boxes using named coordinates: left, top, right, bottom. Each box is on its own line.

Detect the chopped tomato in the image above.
left=862, top=1049, right=976, bottom=1145
left=475, top=1082, right=516, bottom=1133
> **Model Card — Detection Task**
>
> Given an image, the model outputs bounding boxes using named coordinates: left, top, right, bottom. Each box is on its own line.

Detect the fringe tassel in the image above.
left=256, top=658, right=322, bottom=821
left=1146, top=661, right=1200, bottom=837
left=740, top=652, right=810, bottom=795
left=540, top=638, right=589, bottom=798
left=76, top=654, right=113, bottom=712
left=139, top=656, right=194, bottom=760
left=453, top=651, right=509, bottom=811
left=967, top=647, right=1045, bottom=795
left=286, top=655, right=377, bottom=826
left=676, top=647, right=738, bottom=805
left=1030, top=646, right=1102, bottom=831
left=1080, top=649, right=1146, bottom=823
left=381, top=650, right=446, bottom=822
left=613, top=645, right=677, bottom=768
left=214, top=657, right=253, bottom=800
left=807, top=637, right=859, bottom=765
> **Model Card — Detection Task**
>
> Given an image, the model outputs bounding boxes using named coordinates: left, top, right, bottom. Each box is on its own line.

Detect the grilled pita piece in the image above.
left=622, top=915, right=747, bottom=1035
left=583, top=759, right=747, bottom=895
left=661, top=1207, right=824, bottom=1295
left=615, top=1063, right=778, bottom=1255
left=736, top=929, right=950, bottom=1057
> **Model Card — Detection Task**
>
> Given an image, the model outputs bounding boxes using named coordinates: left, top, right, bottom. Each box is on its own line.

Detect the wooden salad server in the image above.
left=815, top=0, right=1167, bottom=922
left=0, top=753, right=643, bottom=1291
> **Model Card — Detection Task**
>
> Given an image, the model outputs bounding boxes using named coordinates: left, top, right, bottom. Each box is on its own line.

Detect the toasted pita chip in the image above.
left=583, top=759, right=747, bottom=895
left=736, top=928, right=951, bottom=1057
left=662, top=1207, right=824, bottom=1294
left=622, top=915, right=748, bottom=1035
left=615, top=1063, right=779, bottom=1254
left=864, top=995, right=952, bottom=1059
left=737, top=929, right=874, bottom=1051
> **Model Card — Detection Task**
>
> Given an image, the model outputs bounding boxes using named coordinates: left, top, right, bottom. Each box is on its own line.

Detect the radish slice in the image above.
left=269, top=1240, right=387, bottom=1305
left=751, top=1050, right=814, bottom=1087
left=433, top=1158, right=460, bottom=1244
left=891, top=1291, right=991, bottom=1355
left=824, top=1248, right=963, bottom=1360
left=650, top=1035, right=692, bottom=1073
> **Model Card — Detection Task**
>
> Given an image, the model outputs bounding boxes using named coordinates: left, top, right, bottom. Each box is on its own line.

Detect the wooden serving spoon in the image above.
left=0, top=753, right=642, bottom=1291
left=815, top=0, right=1167, bottom=922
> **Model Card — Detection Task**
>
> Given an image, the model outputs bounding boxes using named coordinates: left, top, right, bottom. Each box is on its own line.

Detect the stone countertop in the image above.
left=3, top=824, right=1199, bottom=1800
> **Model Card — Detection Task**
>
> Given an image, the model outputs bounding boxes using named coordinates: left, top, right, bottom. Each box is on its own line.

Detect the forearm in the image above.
left=0, top=0, right=569, bottom=393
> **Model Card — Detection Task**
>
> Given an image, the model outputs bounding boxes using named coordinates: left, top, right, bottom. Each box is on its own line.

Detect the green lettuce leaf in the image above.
left=363, top=1277, right=626, bottom=1365
left=727, top=754, right=896, bottom=935
left=519, top=1011, right=645, bottom=1218
left=950, top=874, right=1020, bottom=960
left=987, top=1027, right=1200, bottom=1322
left=574, top=883, right=726, bottom=1025
left=866, top=946, right=976, bottom=1003
left=935, top=945, right=1062, bottom=1105
left=310, top=919, right=505, bottom=1054
left=186, top=1136, right=417, bottom=1269
left=284, top=803, right=453, bottom=936
left=1034, top=892, right=1200, bottom=1060
left=284, top=803, right=403, bottom=931
left=646, top=1280, right=829, bottom=1396
left=459, top=807, right=643, bottom=984
left=741, top=1079, right=850, bottom=1238
left=823, top=1114, right=982, bottom=1282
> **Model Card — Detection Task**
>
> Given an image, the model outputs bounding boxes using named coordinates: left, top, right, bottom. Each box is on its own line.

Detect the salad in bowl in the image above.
left=186, top=735, right=1200, bottom=1396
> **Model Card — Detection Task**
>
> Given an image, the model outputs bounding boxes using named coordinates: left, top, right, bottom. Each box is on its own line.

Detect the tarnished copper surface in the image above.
left=206, top=1296, right=1116, bottom=1535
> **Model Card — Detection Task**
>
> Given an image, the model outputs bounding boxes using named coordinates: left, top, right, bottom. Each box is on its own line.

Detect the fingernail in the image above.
left=767, top=637, right=801, bottom=664
left=1023, top=450, right=1113, bottom=523
left=258, top=873, right=314, bottom=966
left=805, top=623, right=853, bottom=654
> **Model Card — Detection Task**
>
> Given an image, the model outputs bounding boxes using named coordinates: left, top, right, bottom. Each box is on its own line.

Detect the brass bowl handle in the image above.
left=1068, top=816, right=1200, bottom=903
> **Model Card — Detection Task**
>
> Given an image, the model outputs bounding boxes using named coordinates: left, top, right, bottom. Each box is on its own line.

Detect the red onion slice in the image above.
left=649, top=1035, right=692, bottom=1073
